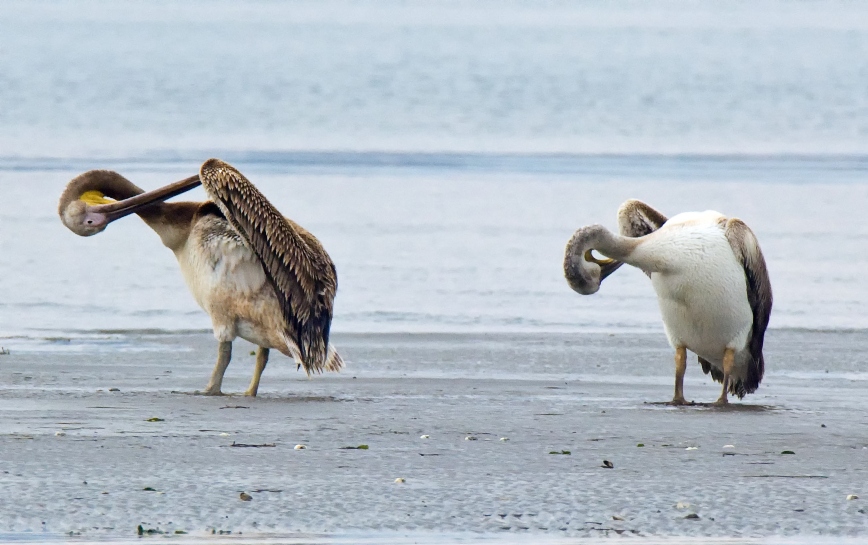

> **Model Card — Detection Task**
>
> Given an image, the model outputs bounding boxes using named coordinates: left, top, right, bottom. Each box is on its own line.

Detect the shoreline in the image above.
left=1, top=331, right=866, bottom=541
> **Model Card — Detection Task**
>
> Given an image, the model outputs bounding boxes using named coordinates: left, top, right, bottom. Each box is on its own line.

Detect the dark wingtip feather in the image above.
left=724, top=218, right=772, bottom=398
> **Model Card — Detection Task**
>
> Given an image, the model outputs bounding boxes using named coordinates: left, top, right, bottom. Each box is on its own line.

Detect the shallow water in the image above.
left=3, top=1, right=868, bottom=341
left=2, top=156, right=868, bottom=340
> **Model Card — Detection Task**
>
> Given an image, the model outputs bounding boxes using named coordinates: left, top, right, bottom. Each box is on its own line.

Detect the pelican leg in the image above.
left=714, top=348, right=735, bottom=406
left=668, top=346, right=688, bottom=405
left=244, top=347, right=270, bottom=397
left=203, top=341, right=232, bottom=395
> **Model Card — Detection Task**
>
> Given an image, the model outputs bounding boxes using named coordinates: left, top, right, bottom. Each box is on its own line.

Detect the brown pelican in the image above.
left=58, top=159, right=343, bottom=396
left=564, top=200, right=772, bottom=405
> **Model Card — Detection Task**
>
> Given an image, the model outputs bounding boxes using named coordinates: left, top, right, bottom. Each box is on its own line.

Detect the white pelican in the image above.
left=58, top=158, right=343, bottom=396
left=563, top=200, right=772, bottom=405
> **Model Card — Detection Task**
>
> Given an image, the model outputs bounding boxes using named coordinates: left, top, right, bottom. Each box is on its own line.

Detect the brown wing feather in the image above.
left=615, top=200, right=668, bottom=279
left=617, top=199, right=668, bottom=238
left=198, top=158, right=337, bottom=374
left=724, top=218, right=773, bottom=397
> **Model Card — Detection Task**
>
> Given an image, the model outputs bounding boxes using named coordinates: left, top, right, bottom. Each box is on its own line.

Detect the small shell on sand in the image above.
left=394, top=478, right=406, bottom=483
left=55, top=431, right=66, bottom=437
left=465, top=436, right=477, bottom=441
left=685, top=447, right=698, bottom=450
left=420, top=435, right=430, bottom=439
left=500, top=437, right=509, bottom=442
left=219, top=433, right=230, bottom=437
left=847, top=494, right=859, bottom=500
left=723, top=445, right=735, bottom=448
left=676, top=502, right=691, bottom=510
left=294, top=444, right=307, bottom=450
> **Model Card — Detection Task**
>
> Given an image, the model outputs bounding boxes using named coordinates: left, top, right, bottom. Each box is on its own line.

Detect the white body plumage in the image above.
left=637, top=211, right=754, bottom=381
left=564, top=199, right=772, bottom=403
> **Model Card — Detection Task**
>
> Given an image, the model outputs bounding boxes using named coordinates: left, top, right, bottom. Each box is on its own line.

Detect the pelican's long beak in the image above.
left=598, top=259, right=624, bottom=281
left=584, top=249, right=623, bottom=281
left=584, top=249, right=614, bottom=266
left=85, top=174, right=201, bottom=222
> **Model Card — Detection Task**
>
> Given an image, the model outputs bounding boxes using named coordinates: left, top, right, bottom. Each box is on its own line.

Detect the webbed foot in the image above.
left=200, top=385, right=225, bottom=396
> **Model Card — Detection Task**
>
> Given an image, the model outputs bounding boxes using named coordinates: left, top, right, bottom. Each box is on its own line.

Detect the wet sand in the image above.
left=0, top=330, right=867, bottom=542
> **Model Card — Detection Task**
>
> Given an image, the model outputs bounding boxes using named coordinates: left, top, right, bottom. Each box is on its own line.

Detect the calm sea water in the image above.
left=1, top=1, right=867, bottom=341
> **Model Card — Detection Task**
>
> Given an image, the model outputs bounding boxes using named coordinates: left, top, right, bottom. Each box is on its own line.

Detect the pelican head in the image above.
left=563, top=225, right=624, bottom=295
left=59, top=170, right=201, bottom=236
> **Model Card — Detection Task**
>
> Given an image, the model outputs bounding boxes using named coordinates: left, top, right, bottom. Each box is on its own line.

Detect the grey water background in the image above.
left=1, top=0, right=868, bottom=342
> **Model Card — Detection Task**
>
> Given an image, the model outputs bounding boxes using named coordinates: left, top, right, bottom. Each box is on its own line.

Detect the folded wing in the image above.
left=617, top=199, right=668, bottom=238
left=198, top=158, right=338, bottom=374
left=723, top=218, right=773, bottom=396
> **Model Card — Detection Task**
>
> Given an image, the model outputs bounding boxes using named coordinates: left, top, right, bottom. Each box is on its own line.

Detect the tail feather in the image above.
left=283, top=333, right=343, bottom=375
left=698, top=357, right=723, bottom=382
left=698, top=356, right=757, bottom=400
left=324, top=345, right=344, bottom=373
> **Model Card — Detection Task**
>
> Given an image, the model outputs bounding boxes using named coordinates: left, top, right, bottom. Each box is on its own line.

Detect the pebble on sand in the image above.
left=676, top=502, right=691, bottom=510
left=54, top=431, right=66, bottom=436
left=239, top=492, right=252, bottom=501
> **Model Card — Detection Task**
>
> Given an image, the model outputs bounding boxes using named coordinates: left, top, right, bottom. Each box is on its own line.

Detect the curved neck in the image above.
left=59, top=170, right=197, bottom=250
left=59, top=170, right=145, bottom=210
left=566, top=224, right=636, bottom=261
left=564, top=224, right=636, bottom=295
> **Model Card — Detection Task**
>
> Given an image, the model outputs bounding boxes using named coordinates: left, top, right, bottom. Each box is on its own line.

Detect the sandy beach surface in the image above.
left=0, top=330, right=866, bottom=543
